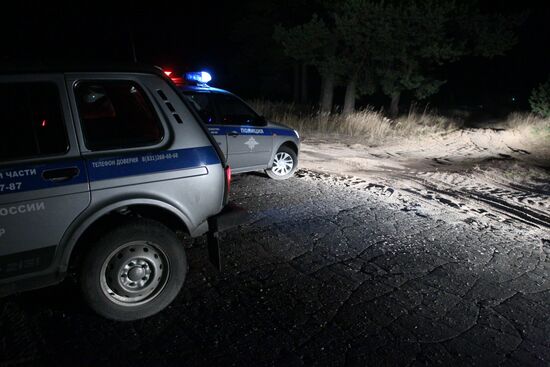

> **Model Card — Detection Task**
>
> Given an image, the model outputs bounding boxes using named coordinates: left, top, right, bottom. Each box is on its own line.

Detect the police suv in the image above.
left=168, top=71, right=300, bottom=180
left=0, top=66, right=234, bottom=320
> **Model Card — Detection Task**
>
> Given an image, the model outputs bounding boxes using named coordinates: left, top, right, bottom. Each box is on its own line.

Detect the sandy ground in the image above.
left=299, top=127, right=550, bottom=236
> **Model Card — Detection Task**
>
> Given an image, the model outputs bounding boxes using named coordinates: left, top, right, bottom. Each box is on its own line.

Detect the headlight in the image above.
left=294, top=130, right=300, bottom=139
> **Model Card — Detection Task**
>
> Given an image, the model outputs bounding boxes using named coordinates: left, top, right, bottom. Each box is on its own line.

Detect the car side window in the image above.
left=214, top=93, right=260, bottom=126
left=0, top=82, right=68, bottom=161
left=183, top=92, right=217, bottom=124
left=75, top=81, right=164, bottom=151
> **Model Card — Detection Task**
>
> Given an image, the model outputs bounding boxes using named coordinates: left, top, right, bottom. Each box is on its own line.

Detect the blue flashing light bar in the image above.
left=185, top=71, right=212, bottom=84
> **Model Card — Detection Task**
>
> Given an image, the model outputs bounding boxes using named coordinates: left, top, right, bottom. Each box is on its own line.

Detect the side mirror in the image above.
left=257, top=115, right=268, bottom=126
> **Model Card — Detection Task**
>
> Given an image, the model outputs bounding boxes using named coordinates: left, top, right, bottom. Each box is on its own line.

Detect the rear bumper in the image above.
left=207, top=202, right=250, bottom=271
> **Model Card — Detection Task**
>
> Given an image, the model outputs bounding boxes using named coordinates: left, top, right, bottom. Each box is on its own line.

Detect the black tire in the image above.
left=80, top=219, right=187, bottom=321
left=266, top=145, right=298, bottom=180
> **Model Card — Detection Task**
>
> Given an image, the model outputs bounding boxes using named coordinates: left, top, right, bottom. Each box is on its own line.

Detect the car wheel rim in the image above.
left=272, top=152, right=294, bottom=176
left=100, top=241, right=169, bottom=306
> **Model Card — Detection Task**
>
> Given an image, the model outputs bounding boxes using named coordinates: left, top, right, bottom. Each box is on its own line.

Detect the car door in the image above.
left=0, top=76, right=90, bottom=280
left=213, top=93, right=272, bottom=171
left=183, top=91, right=228, bottom=158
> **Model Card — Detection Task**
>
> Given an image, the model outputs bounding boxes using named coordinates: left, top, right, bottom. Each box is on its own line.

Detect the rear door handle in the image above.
left=228, top=131, right=240, bottom=137
left=42, top=167, right=80, bottom=182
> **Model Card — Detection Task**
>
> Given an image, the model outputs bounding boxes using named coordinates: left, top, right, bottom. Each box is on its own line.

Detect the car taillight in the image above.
left=225, top=166, right=232, bottom=194
left=162, top=68, right=184, bottom=85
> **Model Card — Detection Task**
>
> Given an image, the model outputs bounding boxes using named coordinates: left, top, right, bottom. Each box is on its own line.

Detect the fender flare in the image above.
left=57, top=198, right=194, bottom=273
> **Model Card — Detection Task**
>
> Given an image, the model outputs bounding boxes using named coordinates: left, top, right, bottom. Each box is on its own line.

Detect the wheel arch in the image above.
left=269, top=140, right=299, bottom=167
left=59, top=199, right=193, bottom=274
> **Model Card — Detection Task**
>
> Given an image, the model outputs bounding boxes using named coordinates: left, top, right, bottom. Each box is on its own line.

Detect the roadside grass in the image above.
left=250, top=100, right=462, bottom=144
left=502, top=112, right=550, bottom=139
left=250, top=100, right=550, bottom=144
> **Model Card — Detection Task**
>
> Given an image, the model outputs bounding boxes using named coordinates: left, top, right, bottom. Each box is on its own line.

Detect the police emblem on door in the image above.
left=245, top=137, right=259, bottom=150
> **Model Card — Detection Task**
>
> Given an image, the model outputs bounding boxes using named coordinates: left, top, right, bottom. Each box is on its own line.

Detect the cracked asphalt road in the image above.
left=1, top=172, right=549, bottom=366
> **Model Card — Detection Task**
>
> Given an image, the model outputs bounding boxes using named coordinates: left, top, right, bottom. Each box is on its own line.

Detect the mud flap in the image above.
left=207, top=217, right=222, bottom=271
left=206, top=203, right=250, bottom=272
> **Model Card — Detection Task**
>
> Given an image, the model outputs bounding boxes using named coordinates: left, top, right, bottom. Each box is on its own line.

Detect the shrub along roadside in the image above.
left=529, top=78, right=550, bottom=118
left=250, top=100, right=550, bottom=144
left=250, top=100, right=462, bottom=144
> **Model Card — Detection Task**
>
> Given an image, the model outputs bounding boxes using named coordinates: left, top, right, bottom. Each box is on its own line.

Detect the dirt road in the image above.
left=300, top=128, right=550, bottom=235
left=1, top=171, right=548, bottom=366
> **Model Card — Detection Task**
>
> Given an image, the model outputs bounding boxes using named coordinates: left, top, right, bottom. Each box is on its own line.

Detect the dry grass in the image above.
left=501, top=112, right=550, bottom=138
left=251, top=100, right=550, bottom=144
left=250, top=100, right=463, bottom=144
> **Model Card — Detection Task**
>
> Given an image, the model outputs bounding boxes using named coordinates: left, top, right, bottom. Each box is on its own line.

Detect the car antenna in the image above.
left=126, top=18, right=138, bottom=63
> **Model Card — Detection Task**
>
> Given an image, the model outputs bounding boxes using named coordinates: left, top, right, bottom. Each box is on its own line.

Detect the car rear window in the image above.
left=75, top=81, right=164, bottom=151
left=0, top=82, right=68, bottom=162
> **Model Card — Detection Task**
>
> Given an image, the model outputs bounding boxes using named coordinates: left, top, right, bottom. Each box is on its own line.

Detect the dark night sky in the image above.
left=1, top=1, right=549, bottom=111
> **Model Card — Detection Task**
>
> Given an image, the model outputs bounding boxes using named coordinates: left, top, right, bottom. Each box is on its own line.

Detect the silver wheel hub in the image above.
left=272, top=152, right=294, bottom=176
left=100, top=241, right=169, bottom=306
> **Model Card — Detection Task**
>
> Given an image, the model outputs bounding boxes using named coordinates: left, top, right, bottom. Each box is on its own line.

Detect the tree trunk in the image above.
left=300, top=62, right=308, bottom=103
left=293, top=63, right=300, bottom=103
left=343, top=78, right=357, bottom=115
left=390, top=92, right=400, bottom=118
left=319, top=73, right=335, bottom=114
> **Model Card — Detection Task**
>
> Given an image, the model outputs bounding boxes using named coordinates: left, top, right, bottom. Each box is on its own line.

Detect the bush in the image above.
left=529, top=78, right=550, bottom=118
left=249, top=100, right=462, bottom=144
